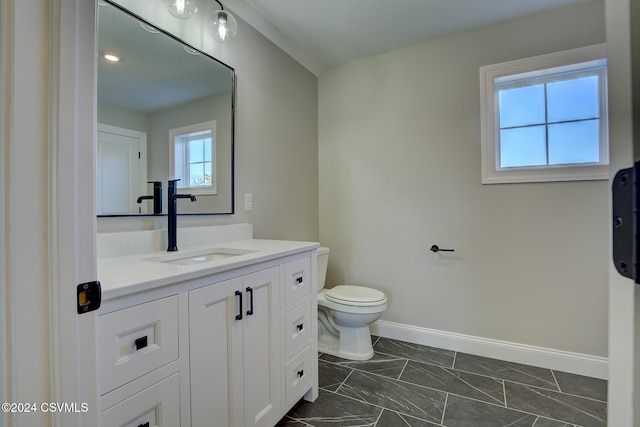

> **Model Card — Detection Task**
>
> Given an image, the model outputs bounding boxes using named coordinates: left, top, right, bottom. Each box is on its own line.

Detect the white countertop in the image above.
left=98, top=239, right=319, bottom=300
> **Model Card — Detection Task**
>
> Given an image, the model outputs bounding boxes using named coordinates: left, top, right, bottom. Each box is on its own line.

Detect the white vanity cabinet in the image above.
left=281, top=257, right=314, bottom=407
left=189, top=267, right=282, bottom=427
left=96, top=241, right=318, bottom=427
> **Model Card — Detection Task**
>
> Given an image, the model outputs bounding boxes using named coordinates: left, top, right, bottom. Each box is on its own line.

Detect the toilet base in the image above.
left=318, top=322, right=374, bottom=361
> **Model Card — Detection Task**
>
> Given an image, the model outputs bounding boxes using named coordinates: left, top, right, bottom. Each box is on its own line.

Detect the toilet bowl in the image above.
left=317, top=247, right=387, bottom=360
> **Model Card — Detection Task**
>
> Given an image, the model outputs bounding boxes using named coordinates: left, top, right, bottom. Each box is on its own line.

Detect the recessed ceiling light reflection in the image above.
left=103, top=53, right=120, bottom=62
left=184, top=46, right=200, bottom=55
left=140, top=23, right=160, bottom=34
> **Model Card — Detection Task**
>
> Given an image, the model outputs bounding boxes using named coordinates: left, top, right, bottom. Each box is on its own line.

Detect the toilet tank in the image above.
left=317, top=247, right=330, bottom=290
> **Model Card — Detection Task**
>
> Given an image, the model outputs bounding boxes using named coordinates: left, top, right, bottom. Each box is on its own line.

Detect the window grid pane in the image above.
left=548, top=120, right=600, bottom=165
left=188, top=138, right=205, bottom=163
left=500, top=126, right=547, bottom=168
left=184, top=132, right=213, bottom=187
left=499, top=84, right=546, bottom=128
left=497, top=74, right=601, bottom=168
left=186, top=136, right=213, bottom=186
left=547, top=76, right=599, bottom=123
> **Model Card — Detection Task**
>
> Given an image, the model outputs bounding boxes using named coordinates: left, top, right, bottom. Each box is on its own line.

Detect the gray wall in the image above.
left=98, top=0, right=319, bottom=241
left=318, top=1, right=609, bottom=356
left=97, top=102, right=149, bottom=133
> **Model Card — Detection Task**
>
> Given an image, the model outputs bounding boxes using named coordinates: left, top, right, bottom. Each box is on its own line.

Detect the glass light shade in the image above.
left=166, top=0, right=198, bottom=19
left=210, top=10, right=238, bottom=42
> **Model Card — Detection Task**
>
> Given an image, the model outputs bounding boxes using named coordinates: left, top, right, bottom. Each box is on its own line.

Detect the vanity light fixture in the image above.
left=210, top=0, right=238, bottom=42
left=166, top=0, right=198, bottom=20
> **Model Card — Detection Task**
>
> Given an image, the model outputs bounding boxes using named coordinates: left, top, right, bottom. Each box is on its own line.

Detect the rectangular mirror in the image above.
left=97, top=1, right=234, bottom=216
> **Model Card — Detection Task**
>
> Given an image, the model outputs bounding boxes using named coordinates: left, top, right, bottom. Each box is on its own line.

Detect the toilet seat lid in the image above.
left=325, top=285, right=386, bottom=306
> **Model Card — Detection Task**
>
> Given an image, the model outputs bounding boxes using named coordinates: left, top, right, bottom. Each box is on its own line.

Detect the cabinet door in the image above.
left=189, top=277, right=244, bottom=427
left=242, top=267, right=281, bottom=427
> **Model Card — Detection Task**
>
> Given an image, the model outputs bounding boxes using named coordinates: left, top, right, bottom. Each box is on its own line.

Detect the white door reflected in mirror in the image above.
left=96, top=124, right=147, bottom=215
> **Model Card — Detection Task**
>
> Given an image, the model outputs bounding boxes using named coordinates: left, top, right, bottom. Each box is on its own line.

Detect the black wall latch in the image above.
left=612, top=162, right=639, bottom=283
left=77, top=281, right=101, bottom=314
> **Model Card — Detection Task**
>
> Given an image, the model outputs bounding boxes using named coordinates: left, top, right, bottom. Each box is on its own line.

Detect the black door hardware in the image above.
left=612, top=163, right=639, bottom=282
left=235, top=290, right=243, bottom=320
left=77, top=281, right=101, bottom=314
left=246, top=287, right=254, bottom=316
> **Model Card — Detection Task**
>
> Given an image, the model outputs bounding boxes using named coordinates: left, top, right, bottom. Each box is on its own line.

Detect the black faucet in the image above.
left=167, top=179, right=197, bottom=252
left=136, top=181, right=163, bottom=215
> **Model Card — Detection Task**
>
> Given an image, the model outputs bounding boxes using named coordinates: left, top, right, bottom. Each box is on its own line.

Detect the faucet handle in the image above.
left=173, top=193, right=197, bottom=202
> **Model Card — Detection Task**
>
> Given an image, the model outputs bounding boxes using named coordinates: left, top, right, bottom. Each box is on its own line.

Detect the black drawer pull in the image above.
left=235, top=290, right=243, bottom=320
left=296, top=277, right=303, bottom=284
left=296, top=323, right=303, bottom=331
left=138, top=423, right=149, bottom=427
left=297, top=369, right=304, bottom=378
left=246, top=287, right=254, bottom=316
left=134, top=336, right=148, bottom=351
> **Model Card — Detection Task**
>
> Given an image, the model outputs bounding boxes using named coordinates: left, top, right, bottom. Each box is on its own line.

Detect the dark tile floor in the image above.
left=277, top=337, right=607, bottom=427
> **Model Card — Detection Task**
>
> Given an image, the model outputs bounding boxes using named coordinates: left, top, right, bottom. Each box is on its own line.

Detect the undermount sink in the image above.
left=146, top=248, right=257, bottom=266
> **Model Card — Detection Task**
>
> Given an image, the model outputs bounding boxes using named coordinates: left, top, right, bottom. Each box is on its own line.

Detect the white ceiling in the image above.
left=225, top=0, right=594, bottom=76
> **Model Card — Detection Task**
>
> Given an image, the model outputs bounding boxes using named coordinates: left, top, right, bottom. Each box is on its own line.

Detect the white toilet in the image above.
left=316, top=247, right=387, bottom=360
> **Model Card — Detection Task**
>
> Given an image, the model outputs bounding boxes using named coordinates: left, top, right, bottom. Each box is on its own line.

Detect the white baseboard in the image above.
left=370, top=320, right=608, bottom=380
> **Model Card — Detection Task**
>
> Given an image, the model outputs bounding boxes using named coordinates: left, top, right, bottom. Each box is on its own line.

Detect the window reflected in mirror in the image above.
left=170, top=121, right=217, bottom=194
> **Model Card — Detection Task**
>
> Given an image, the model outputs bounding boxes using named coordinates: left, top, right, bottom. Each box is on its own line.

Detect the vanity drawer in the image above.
left=284, top=300, right=312, bottom=356
left=284, top=345, right=313, bottom=406
left=98, top=295, right=179, bottom=395
left=100, top=372, right=180, bottom=426
left=283, top=257, right=311, bottom=305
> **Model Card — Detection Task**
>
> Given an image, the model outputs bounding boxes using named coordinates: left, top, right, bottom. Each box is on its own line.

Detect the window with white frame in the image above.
left=479, top=44, right=608, bottom=184
left=169, top=121, right=217, bottom=194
